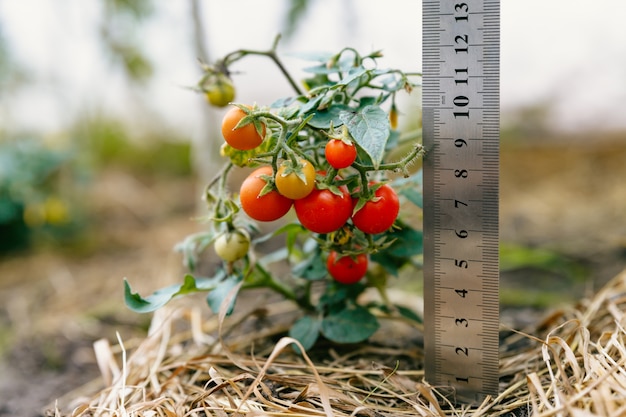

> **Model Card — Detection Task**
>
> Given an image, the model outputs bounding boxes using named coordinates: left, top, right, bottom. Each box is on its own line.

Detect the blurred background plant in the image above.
left=0, top=137, right=78, bottom=252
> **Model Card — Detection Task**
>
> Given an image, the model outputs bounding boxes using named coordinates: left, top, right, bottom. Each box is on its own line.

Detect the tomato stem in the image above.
left=221, top=35, right=304, bottom=96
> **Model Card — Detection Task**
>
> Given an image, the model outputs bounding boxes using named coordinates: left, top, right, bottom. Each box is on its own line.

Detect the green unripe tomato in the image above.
left=204, top=74, right=235, bottom=107
left=214, top=230, right=250, bottom=262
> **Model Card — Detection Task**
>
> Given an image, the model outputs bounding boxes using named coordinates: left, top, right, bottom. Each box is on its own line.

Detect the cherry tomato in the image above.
left=324, top=139, right=357, bottom=169
left=204, top=74, right=235, bottom=107
left=240, top=166, right=293, bottom=222
left=275, top=158, right=316, bottom=200
left=327, top=251, right=368, bottom=284
left=352, top=183, right=400, bottom=234
left=221, top=106, right=265, bottom=150
left=214, top=230, right=250, bottom=262
left=294, top=185, right=352, bottom=234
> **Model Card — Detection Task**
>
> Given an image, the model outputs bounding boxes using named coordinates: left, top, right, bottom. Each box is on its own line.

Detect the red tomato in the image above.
left=240, top=166, right=293, bottom=222
left=325, top=139, right=357, bottom=169
left=327, top=251, right=368, bottom=284
left=293, top=185, right=352, bottom=234
left=352, top=183, right=400, bottom=234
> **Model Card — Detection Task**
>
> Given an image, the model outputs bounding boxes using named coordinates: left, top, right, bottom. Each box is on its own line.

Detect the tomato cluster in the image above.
left=219, top=105, right=403, bottom=285
left=126, top=44, right=424, bottom=352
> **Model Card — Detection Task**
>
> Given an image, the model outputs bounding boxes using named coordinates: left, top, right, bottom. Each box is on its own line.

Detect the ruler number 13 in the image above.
left=455, top=3, right=469, bottom=21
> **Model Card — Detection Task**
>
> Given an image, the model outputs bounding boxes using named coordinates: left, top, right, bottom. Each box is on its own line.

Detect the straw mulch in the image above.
left=51, top=268, right=626, bottom=417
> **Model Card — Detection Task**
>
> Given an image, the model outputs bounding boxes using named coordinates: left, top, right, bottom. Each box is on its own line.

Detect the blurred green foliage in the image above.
left=0, top=138, right=81, bottom=253
left=0, top=117, right=192, bottom=254
left=72, top=116, right=192, bottom=177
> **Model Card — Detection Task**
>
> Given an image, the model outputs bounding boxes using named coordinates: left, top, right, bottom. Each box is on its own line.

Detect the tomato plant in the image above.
left=125, top=37, right=425, bottom=351
left=327, top=251, right=368, bottom=284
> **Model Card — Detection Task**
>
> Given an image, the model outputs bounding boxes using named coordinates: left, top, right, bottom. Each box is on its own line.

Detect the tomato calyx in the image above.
left=230, top=104, right=267, bottom=140
left=351, top=181, right=385, bottom=214
left=256, top=173, right=279, bottom=198
left=278, top=158, right=311, bottom=183
left=351, top=182, right=400, bottom=235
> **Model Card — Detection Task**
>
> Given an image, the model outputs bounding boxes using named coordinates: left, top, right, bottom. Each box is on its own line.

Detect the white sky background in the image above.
left=1, top=0, right=626, bottom=136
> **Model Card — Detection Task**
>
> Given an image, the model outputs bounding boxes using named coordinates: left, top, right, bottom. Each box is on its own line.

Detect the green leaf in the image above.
left=340, top=105, right=390, bottom=169
left=399, top=188, right=423, bottom=208
left=384, top=223, right=423, bottom=258
left=370, top=253, right=404, bottom=276
left=305, top=105, right=350, bottom=129
left=392, top=170, right=423, bottom=208
left=318, top=281, right=367, bottom=312
left=395, top=304, right=423, bottom=324
left=336, top=67, right=368, bottom=87
left=289, top=315, right=321, bottom=352
left=124, top=274, right=221, bottom=313
left=292, top=250, right=327, bottom=280
left=206, top=274, right=241, bottom=315
left=174, top=231, right=217, bottom=272
left=321, top=306, right=380, bottom=344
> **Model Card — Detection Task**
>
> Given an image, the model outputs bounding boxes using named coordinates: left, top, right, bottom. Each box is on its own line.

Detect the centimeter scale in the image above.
left=422, top=0, right=500, bottom=403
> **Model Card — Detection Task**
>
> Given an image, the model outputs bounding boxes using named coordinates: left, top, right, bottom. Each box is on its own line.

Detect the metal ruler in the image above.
left=422, top=0, right=500, bottom=403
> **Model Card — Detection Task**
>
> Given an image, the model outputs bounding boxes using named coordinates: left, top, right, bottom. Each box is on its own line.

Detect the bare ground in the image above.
left=1, top=135, right=626, bottom=416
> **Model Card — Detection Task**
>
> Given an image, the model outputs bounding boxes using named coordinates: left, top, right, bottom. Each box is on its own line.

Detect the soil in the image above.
left=1, top=135, right=626, bottom=416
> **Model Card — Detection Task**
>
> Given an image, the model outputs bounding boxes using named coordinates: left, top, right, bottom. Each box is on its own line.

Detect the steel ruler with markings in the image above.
left=422, top=0, right=500, bottom=403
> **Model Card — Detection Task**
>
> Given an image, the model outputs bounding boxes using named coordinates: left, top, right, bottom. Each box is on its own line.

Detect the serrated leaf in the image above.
left=321, top=306, right=379, bottom=344
left=289, top=315, right=321, bottom=352
left=340, top=105, right=390, bottom=169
